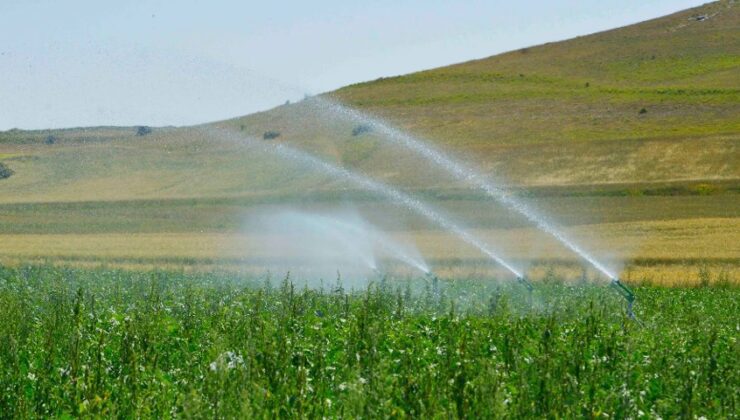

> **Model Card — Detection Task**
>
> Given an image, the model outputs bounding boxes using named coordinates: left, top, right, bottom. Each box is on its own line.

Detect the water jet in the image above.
left=310, top=99, right=638, bottom=314
left=207, top=126, right=523, bottom=280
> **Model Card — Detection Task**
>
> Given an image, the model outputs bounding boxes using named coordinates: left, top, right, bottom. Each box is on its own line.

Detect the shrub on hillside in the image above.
left=0, top=162, right=13, bottom=179
left=352, top=124, right=372, bottom=136
left=136, top=126, right=153, bottom=136
left=263, top=131, right=281, bottom=140
left=45, top=135, right=57, bottom=145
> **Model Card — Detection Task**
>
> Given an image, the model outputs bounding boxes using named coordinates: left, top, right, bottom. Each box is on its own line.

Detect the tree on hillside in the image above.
left=136, top=126, right=153, bottom=136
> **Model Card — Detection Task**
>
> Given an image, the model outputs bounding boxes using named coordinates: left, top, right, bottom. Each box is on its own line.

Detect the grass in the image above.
left=0, top=265, right=737, bottom=417
left=0, top=216, right=738, bottom=285
left=0, top=191, right=736, bottom=285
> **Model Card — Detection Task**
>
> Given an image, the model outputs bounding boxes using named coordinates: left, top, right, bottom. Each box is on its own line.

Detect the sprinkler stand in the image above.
left=517, top=276, right=534, bottom=307
left=517, top=276, right=534, bottom=293
left=610, top=278, right=639, bottom=322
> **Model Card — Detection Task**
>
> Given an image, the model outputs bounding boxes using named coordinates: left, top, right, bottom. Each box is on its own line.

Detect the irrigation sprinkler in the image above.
left=610, top=278, right=640, bottom=323
left=516, top=276, right=534, bottom=293
left=517, top=276, right=534, bottom=306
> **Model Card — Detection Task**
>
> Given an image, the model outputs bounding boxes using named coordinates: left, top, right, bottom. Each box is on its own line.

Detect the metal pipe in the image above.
left=610, top=278, right=640, bottom=322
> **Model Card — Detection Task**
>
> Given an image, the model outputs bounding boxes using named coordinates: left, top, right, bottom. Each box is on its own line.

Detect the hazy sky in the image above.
left=1, top=0, right=703, bottom=130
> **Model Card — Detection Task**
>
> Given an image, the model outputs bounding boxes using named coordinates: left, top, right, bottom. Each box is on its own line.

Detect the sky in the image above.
left=0, top=0, right=704, bottom=130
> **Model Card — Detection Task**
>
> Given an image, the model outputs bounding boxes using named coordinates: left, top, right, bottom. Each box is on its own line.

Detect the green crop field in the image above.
left=0, top=265, right=737, bottom=418
left=0, top=2, right=739, bottom=416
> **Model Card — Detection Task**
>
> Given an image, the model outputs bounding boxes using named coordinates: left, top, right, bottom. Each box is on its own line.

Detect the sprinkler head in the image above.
left=610, top=279, right=635, bottom=302
left=516, top=276, right=534, bottom=293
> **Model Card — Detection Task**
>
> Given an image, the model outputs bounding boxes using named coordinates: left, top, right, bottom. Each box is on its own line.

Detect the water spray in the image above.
left=310, top=99, right=640, bottom=314
left=207, top=127, right=523, bottom=281
left=312, top=213, right=429, bottom=274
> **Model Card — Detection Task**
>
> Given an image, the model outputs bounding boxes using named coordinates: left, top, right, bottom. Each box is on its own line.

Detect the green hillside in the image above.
left=222, top=0, right=738, bottom=189
left=1, top=1, right=738, bottom=202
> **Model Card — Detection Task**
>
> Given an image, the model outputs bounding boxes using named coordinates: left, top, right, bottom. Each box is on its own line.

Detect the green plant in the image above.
left=698, top=264, right=712, bottom=287
left=1, top=265, right=735, bottom=417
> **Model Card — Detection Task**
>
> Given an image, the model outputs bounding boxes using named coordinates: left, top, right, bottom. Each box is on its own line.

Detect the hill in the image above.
left=223, top=0, right=738, bottom=189
left=0, top=1, right=737, bottom=282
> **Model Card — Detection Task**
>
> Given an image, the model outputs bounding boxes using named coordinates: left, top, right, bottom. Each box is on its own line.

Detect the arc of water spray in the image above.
left=313, top=99, right=642, bottom=320
left=296, top=213, right=379, bottom=271
left=311, top=213, right=429, bottom=274
left=207, top=127, right=522, bottom=278
left=314, top=99, right=617, bottom=280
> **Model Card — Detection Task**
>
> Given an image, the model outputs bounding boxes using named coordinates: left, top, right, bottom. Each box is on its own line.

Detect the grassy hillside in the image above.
left=1, top=1, right=738, bottom=201
left=222, top=0, right=738, bottom=189
left=0, top=1, right=737, bottom=281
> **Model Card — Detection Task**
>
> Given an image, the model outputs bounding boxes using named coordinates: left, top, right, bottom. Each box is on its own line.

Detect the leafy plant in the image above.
left=0, top=265, right=736, bottom=418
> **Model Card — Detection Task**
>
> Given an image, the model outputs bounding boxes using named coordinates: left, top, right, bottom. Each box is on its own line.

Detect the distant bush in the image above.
left=639, top=107, right=648, bottom=114
left=45, top=135, right=57, bottom=145
left=715, top=268, right=731, bottom=288
left=136, top=126, right=153, bottom=136
left=352, top=124, right=372, bottom=136
left=692, top=183, right=719, bottom=195
left=698, top=264, right=711, bottom=287
left=263, top=131, right=281, bottom=140
left=0, top=162, right=13, bottom=179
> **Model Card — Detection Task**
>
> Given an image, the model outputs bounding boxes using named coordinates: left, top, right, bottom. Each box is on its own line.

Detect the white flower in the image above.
left=210, top=351, right=245, bottom=372
left=27, top=372, right=36, bottom=381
